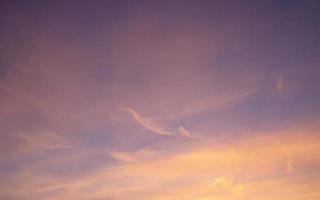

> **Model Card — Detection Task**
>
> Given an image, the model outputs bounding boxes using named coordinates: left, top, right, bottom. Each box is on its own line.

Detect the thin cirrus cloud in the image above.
left=119, top=106, right=193, bottom=138
left=162, top=89, right=256, bottom=120
left=15, top=131, right=72, bottom=151
left=108, top=148, right=155, bottom=163
left=275, top=77, right=286, bottom=93
left=118, top=89, right=255, bottom=138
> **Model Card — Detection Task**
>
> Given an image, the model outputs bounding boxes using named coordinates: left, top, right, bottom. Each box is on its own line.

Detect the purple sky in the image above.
left=1, top=1, right=320, bottom=199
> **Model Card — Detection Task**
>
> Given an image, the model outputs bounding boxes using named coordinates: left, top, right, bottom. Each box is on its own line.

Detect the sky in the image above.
left=0, top=0, right=320, bottom=199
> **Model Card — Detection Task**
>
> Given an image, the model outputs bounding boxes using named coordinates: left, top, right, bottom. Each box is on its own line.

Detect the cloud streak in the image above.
left=15, top=131, right=72, bottom=151
left=119, top=106, right=193, bottom=138
left=108, top=148, right=155, bottom=163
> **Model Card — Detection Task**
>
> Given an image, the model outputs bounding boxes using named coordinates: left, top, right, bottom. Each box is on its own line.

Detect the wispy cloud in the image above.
left=15, top=131, right=72, bottom=151
left=119, top=106, right=173, bottom=136
left=178, top=126, right=193, bottom=138
left=212, top=176, right=245, bottom=193
left=119, top=106, right=193, bottom=138
left=285, top=159, right=295, bottom=173
left=108, top=148, right=155, bottom=163
left=163, top=89, right=256, bottom=120
left=108, top=150, right=137, bottom=162
left=276, top=77, right=286, bottom=93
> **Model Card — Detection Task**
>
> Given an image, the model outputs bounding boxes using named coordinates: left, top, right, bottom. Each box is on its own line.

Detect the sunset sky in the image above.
left=1, top=1, right=320, bottom=200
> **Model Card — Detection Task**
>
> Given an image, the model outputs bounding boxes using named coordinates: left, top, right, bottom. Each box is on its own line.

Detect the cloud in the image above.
left=213, top=176, right=233, bottom=188
left=285, top=159, right=295, bottom=173
left=15, top=131, right=72, bottom=151
left=276, top=77, right=286, bottom=93
left=119, top=106, right=173, bottom=136
left=119, top=106, right=193, bottom=138
left=108, top=149, right=155, bottom=163
left=108, top=150, right=137, bottom=162
left=178, top=126, right=193, bottom=138
left=212, top=176, right=245, bottom=193
left=163, top=89, right=256, bottom=120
